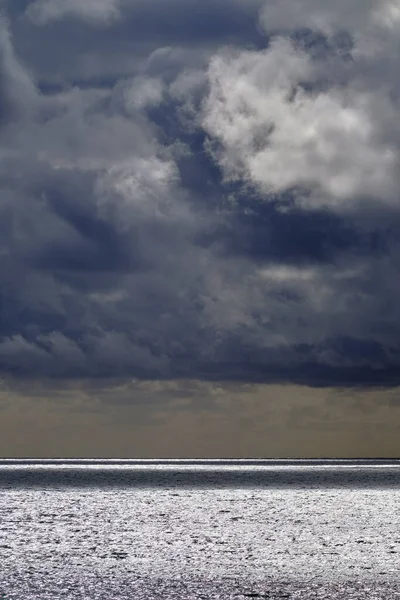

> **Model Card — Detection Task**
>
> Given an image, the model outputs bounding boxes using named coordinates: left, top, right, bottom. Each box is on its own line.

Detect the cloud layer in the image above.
left=1, top=0, right=400, bottom=386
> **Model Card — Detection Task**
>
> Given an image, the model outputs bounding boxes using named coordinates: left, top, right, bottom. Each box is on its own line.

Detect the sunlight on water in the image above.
left=0, top=460, right=399, bottom=599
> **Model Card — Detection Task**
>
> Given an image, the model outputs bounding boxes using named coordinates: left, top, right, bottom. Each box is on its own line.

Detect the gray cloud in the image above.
left=26, top=0, right=122, bottom=26
left=0, top=1, right=400, bottom=387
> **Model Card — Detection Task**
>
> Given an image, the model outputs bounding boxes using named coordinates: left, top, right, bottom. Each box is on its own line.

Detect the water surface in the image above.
left=0, top=460, right=399, bottom=599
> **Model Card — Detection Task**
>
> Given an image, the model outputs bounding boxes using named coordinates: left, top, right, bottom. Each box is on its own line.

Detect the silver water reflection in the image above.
left=0, top=460, right=399, bottom=599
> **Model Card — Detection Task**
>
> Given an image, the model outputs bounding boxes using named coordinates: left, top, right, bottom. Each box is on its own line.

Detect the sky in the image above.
left=0, top=0, right=400, bottom=457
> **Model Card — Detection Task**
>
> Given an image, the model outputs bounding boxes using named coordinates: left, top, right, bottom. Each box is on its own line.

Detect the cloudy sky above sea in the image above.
left=0, top=0, right=400, bottom=457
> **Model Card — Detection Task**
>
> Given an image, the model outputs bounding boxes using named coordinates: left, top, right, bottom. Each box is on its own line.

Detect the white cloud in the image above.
left=202, top=36, right=400, bottom=210
left=26, top=0, right=121, bottom=26
left=96, top=156, right=180, bottom=227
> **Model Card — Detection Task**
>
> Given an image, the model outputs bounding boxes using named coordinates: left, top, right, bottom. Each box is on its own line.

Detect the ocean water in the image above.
left=0, top=460, right=400, bottom=599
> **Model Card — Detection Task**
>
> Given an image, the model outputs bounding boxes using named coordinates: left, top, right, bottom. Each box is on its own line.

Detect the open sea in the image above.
left=0, top=459, right=400, bottom=599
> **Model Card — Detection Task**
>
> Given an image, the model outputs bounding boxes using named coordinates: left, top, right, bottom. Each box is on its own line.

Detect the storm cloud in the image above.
left=1, top=0, right=400, bottom=386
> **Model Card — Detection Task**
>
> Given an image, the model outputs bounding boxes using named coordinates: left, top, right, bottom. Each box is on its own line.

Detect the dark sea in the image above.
left=1, top=459, right=400, bottom=599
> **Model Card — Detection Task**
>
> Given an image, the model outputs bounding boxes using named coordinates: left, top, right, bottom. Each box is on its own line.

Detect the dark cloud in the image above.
left=6, top=0, right=266, bottom=88
left=0, top=2, right=400, bottom=387
left=216, top=198, right=389, bottom=265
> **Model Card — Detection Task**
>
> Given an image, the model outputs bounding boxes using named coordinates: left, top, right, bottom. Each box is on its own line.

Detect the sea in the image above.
left=0, top=459, right=399, bottom=599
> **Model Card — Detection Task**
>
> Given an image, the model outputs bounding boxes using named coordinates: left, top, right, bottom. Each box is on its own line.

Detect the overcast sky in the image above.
left=0, top=0, right=399, bottom=457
